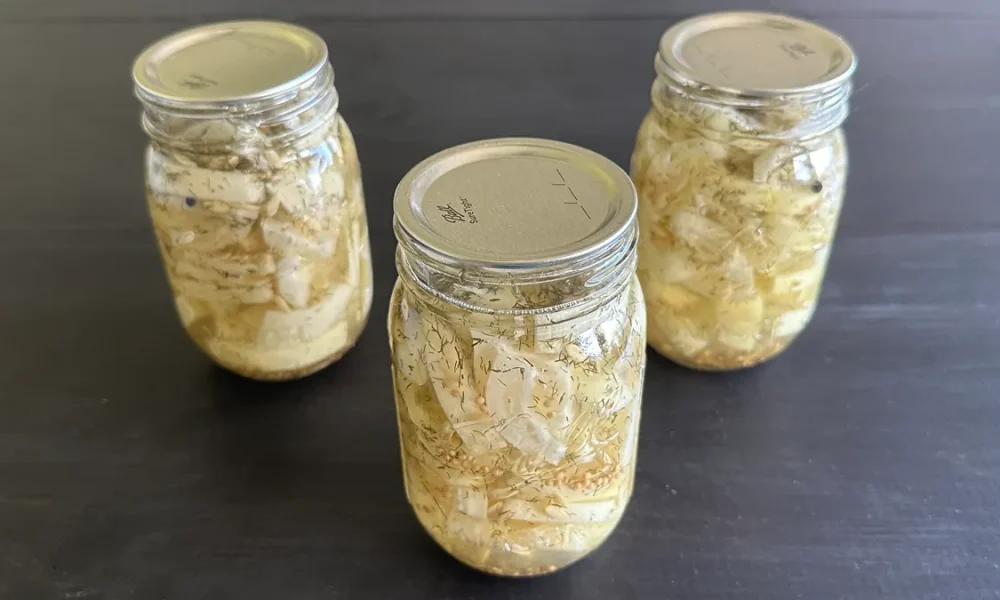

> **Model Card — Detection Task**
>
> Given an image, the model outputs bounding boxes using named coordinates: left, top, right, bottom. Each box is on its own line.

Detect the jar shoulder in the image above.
left=144, top=111, right=365, bottom=209
left=389, top=276, right=645, bottom=378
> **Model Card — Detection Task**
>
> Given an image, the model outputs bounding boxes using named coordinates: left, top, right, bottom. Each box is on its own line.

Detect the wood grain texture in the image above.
left=1, top=4, right=999, bottom=600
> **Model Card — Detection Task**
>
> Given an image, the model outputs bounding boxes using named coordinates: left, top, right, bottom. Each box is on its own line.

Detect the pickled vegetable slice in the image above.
left=389, top=276, right=646, bottom=575
left=633, top=95, right=846, bottom=370
left=146, top=114, right=371, bottom=380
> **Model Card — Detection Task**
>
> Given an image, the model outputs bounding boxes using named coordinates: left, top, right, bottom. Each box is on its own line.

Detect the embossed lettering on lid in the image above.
left=394, top=138, right=636, bottom=267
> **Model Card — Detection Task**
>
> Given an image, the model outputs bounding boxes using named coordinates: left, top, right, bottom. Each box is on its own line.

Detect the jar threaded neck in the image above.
left=138, top=64, right=339, bottom=152
left=395, top=218, right=638, bottom=316
left=653, top=53, right=851, bottom=141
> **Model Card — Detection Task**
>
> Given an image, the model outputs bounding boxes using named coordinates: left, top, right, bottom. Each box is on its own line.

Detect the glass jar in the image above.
left=389, top=139, right=645, bottom=576
left=132, top=21, right=373, bottom=381
left=631, top=12, right=856, bottom=370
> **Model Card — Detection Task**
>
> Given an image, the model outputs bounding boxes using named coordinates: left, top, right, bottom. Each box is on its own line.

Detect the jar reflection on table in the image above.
left=133, top=22, right=373, bottom=380
left=388, top=139, right=645, bottom=576
left=630, top=12, right=856, bottom=370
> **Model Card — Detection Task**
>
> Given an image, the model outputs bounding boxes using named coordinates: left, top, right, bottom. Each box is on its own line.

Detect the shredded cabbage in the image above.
left=389, top=276, right=645, bottom=576
left=631, top=91, right=846, bottom=370
left=146, top=115, right=372, bottom=380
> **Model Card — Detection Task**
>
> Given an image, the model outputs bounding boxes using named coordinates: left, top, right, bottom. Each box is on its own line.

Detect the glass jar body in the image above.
left=143, top=92, right=372, bottom=380
left=388, top=268, right=645, bottom=576
left=631, top=80, right=848, bottom=370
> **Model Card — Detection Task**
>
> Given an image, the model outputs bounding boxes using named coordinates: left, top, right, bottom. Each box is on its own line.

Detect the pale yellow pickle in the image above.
left=631, top=12, right=856, bottom=370
left=389, top=139, right=645, bottom=575
left=389, top=276, right=644, bottom=575
left=133, top=22, right=372, bottom=380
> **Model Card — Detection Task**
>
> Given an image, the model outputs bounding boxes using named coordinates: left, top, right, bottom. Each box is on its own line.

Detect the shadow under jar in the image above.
left=631, top=12, right=856, bottom=371
left=388, top=139, right=646, bottom=576
left=133, top=21, right=373, bottom=381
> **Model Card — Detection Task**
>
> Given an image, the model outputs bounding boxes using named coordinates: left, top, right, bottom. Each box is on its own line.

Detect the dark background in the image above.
left=1, top=0, right=998, bottom=598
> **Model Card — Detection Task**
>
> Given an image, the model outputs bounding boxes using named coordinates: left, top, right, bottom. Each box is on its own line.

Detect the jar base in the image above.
left=211, top=340, right=357, bottom=381
left=190, top=308, right=372, bottom=382
left=407, top=499, right=623, bottom=577
left=647, top=336, right=795, bottom=371
left=413, top=516, right=597, bottom=577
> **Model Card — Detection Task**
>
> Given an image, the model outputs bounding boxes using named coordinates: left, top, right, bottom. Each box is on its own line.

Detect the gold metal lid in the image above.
left=394, top=138, right=636, bottom=268
left=658, top=12, right=856, bottom=97
left=132, top=21, right=329, bottom=105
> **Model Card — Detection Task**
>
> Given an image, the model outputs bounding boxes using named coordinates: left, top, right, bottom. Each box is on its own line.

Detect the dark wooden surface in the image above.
left=1, top=1, right=999, bottom=598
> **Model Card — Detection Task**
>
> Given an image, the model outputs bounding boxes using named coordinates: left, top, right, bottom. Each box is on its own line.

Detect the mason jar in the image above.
left=631, top=12, right=856, bottom=370
left=388, top=139, right=645, bottom=576
left=133, top=21, right=373, bottom=381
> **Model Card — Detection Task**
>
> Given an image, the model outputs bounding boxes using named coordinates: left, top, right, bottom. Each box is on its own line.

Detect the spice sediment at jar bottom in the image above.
left=389, top=138, right=645, bottom=576
left=631, top=11, right=856, bottom=370
left=133, top=21, right=372, bottom=380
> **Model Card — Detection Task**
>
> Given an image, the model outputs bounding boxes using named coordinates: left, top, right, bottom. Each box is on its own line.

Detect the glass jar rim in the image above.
left=395, top=221, right=638, bottom=316
left=654, top=52, right=852, bottom=111
left=651, top=59, right=852, bottom=141
left=137, top=64, right=339, bottom=151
